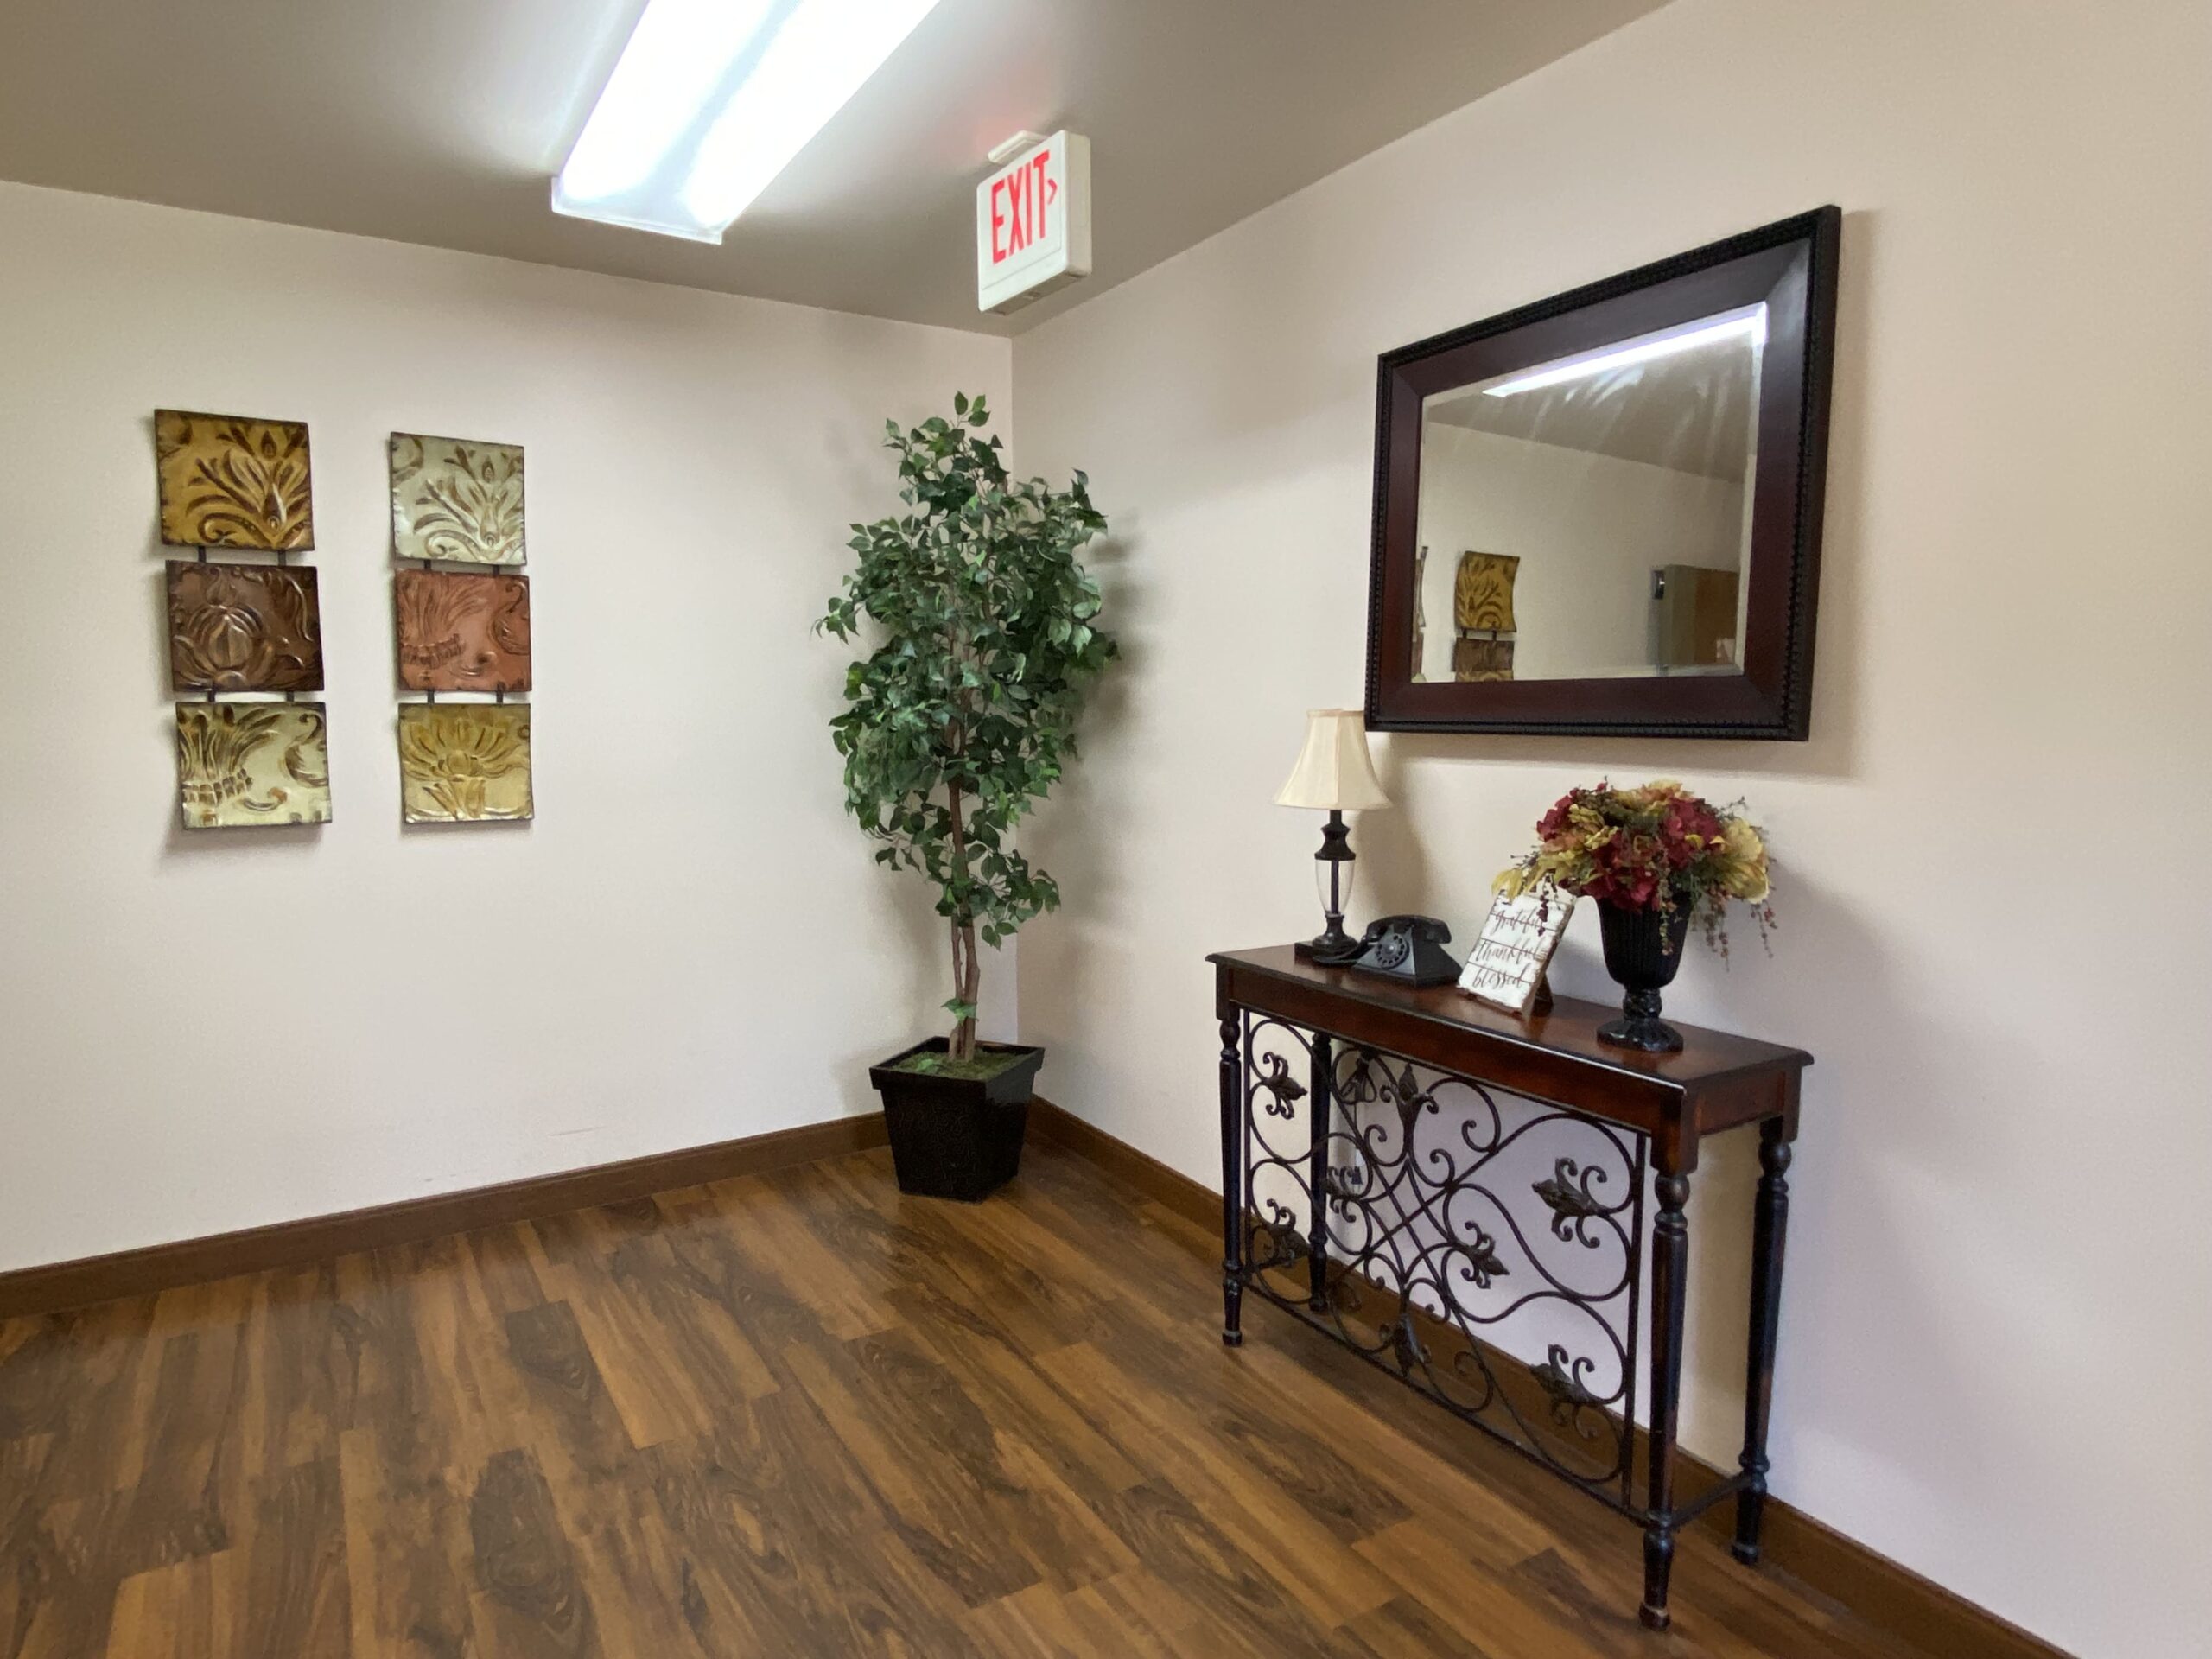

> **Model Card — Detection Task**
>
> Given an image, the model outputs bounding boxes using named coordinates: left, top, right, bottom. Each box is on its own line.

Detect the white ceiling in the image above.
left=0, top=1, right=1662, bottom=336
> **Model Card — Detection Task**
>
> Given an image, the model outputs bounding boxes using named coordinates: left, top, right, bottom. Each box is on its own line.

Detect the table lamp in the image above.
left=1275, top=709, right=1392, bottom=961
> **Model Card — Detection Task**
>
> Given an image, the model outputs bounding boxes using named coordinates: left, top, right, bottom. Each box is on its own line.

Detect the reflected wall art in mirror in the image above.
left=1363, top=208, right=1840, bottom=738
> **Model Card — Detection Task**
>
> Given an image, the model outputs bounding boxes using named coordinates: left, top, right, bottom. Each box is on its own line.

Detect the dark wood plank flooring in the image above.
left=0, top=1141, right=1924, bottom=1657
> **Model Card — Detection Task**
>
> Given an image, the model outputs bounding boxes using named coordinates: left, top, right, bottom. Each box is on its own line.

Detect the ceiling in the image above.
left=1429, top=332, right=1758, bottom=480
left=0, top=0, right=1662, bottom=336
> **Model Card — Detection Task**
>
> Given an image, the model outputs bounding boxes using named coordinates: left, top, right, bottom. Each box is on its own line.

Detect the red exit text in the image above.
left=988, top=148, right=1059, bottom=266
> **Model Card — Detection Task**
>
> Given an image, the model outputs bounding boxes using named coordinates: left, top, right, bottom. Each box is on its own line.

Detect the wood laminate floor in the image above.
left=0, top=1141, right=1925, bottom=1658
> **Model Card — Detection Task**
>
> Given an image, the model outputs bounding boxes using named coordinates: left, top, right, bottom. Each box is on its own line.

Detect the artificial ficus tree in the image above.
left=820, top=393, right=1116, bottom=1064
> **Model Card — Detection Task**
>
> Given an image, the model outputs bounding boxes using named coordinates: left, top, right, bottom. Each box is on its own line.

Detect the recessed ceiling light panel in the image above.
left=552, top=0, right=944, bottom=244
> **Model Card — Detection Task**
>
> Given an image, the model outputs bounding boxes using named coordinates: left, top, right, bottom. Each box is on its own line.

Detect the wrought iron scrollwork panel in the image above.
left=1242, top=1015, right=1315, bottom=1270
left=1236, top=1020, right=1648, bottom=1507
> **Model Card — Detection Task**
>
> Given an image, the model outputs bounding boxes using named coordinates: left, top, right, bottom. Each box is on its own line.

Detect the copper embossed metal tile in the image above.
left=390, top=433, right=525, bottom=566
left=397, top=702, right=532, bottom=823
left=175, top=702, right=332, bottom=829
left=166, top=560, right=324, bottom=694
left=394, top=569, right=531, bottom=694
left=154, top=410, right=315, bottom=550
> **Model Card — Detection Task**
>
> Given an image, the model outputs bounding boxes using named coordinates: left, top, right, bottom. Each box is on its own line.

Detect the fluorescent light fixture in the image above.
left=552, top=0, right=943, bottom=243
left=1482, top=306, right=1767, bottom=397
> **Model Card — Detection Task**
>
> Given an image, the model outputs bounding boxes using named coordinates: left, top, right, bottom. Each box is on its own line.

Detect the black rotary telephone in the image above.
left=1332, top=913, right=1461, bottom=987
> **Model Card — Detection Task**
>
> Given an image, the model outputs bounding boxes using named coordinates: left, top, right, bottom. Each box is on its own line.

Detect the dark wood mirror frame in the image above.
left=1363, top=207, right=1840, bottom=739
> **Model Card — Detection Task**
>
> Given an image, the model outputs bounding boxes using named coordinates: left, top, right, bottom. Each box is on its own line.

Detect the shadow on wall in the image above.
left=1332, top=202, right=1886, bottom=957
left=1361, top=207, right=1879, bottom=798
left=1324, top=841, right=2003, bottom=1472
left=1014, top=202, right=1931, bottom=1468
left=1023, top=523, right=1144, bottom=931
left=1334, top=213, right=1904, bottom=1461
left=1007, top=521, right=1148, bottom=1092
left=160, top=803, right=324, bottom=858
left=1665, top=864, right=2037, bottom=1484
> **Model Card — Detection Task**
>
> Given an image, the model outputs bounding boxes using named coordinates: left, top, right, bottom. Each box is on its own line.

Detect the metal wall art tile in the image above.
left=175, top=702, right=332, bottom=829
left=397, top=702, right=532, bottom=823
left=166, top=560, right=324, bottom=694
left=394, top=569, right=531, bottom=694
left=390, top=434, right=526, bottom=566
left=154, top=411, right=315, bottom=551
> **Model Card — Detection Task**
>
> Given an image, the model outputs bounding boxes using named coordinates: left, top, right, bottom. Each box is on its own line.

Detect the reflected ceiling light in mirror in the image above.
left=1481, top=305, right=1767, bottom=398
left=552, top=0, right=943, bottom=243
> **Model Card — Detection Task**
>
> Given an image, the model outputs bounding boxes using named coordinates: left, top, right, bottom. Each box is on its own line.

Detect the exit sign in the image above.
left=976, top=131, right=1091, bottom=315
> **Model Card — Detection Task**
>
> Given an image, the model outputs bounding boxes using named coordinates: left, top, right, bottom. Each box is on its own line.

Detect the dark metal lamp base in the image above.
left=1296, top=811, right=1361, bottom=967
left=1294, top=932, right=1360, bottom=965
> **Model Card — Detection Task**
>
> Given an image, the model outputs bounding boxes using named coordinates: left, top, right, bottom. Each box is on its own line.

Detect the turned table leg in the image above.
left=1306, top=1033, right=1333, bottom=1311
left=1734, top=1117, right=1794, bottom=1563
left=1218, top=1011, right=1244, bottom=1346
left=1642, top=1170, right=1692, bottom=1630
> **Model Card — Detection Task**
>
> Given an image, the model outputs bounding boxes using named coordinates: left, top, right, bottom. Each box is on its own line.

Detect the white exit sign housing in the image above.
left=976, top=131, right=1091, bottom=315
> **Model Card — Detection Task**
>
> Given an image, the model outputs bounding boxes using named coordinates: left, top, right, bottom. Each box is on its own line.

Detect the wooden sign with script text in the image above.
left=1459, top=884, right=1575, bottom=1015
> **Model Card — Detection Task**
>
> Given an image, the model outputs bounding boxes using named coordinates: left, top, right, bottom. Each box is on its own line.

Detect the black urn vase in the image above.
left=1594, top=899, right=1694, bottom=1053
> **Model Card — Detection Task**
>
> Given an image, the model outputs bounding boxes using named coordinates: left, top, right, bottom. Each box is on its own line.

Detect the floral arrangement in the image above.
left=1497, top=779, right=1774, bottom=956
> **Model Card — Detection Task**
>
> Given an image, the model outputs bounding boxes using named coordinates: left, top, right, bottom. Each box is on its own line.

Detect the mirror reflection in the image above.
left=1411, top=305, right=1764, bottom=683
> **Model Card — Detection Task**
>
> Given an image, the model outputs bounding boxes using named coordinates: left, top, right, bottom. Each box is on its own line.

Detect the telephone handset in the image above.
left=1333, top=913, right=1462, bottom=987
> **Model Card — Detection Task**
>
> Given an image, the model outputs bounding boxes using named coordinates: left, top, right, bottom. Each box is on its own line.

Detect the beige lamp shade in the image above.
left=1274, top=709, right=1392, bottom=811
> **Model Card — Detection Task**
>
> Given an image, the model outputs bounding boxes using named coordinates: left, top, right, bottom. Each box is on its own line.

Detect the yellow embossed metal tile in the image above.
left=397, top=702, right=532, bottom=823
left=154, top=411, right=315, bottom=551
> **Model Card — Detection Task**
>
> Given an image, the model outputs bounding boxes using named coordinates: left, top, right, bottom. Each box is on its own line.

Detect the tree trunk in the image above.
left=946, top=781, right=981, bottom=1063
left=950, top=915, right=981, bottom=1063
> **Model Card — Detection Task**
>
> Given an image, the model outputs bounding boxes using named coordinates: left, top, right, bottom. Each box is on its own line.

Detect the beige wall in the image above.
left=1012, top=3, right=2212, bottom=1655
left=0, top=181, right=1013, bottom=1273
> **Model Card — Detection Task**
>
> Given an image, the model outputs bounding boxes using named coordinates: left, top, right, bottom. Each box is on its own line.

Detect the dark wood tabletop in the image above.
left=1209, top=945, right=1812, bottom=1170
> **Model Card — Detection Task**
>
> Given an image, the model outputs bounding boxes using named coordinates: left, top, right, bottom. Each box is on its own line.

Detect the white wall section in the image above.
left=0, top=181, right=1014, bottom=1272
left=1009, top=3, right=2212, bottom=1654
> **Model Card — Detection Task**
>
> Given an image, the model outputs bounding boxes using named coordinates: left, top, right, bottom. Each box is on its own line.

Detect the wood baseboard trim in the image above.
left=1027, top=1097, right=2071, bottom=1659
left=1029, top=1096, right=1220, bottom=1234
left=0, top=1111, right=889, bottom=1323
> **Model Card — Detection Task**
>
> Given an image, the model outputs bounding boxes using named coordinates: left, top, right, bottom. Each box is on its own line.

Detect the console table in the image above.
left=1210, top=945, right=1811, bottom=1630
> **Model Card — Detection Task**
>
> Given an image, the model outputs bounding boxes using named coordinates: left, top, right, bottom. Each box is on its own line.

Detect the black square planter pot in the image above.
left=868, top=1039, right=1045, bottom=1202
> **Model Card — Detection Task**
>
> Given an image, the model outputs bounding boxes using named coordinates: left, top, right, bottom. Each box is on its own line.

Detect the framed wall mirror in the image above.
left=1363, top=207, right=1840, bottom=738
